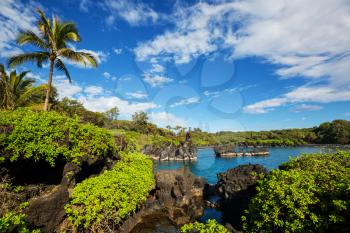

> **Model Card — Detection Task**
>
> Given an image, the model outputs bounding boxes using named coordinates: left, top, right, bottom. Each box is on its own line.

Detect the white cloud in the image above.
left=150, top=63, right=165, bottom=73
left=102, top=0, right=159, bottom=26
left=134, top=2, right=236, bottom=63
left=53, top=75, right=83, bottom=99
left=244, top=86, right=350, bottom=114
left=143, top=73, right=173, bottom=87
left=243, top=97, right=287, bottom=114
left=84, top=85, right=103, bottom=96
left=149, top=112, right=186, bottom=128
left=113, top=48, right=123, bottom=54
left=78, top=95, right=158, bottom=114
left=345, top=113, right=350, bottom=117
left=0, top=0, right=38, bottom=57
left=170, top=97, right=200, bottom=108
left=135, top=0, right=350, bottom=111
left=79, top=0, right=92, bottom=12
left=290, top=104, right=323, bottom=113
left=126, top=91, right=148, bottom=99
left=103, top=72, right=111, bottom=79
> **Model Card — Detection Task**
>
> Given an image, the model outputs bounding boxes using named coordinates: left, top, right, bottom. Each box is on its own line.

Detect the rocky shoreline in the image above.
left=142, top=133, right=197, bottom=161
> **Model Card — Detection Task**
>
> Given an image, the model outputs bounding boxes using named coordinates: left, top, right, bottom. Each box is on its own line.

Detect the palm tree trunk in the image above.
left=44, top=59, right=54, bottom=111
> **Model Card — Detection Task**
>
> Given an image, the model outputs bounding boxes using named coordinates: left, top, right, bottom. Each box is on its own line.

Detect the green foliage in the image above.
left=0, top=109, right=116, bottom=166
left=104, top=106, right=119, bottom=121
left=52, top=97, right=108, bottom=126
left=316, top=120, right=350, bottom=144
left=243, top=151, right=350, bottom=233
left=181, top=219, right=230, bottom=233
left=0, top=202, right=40, bottom=233
left=0, top=64, right=51, bottom=110
left=65, top=152, right=155, bottom=231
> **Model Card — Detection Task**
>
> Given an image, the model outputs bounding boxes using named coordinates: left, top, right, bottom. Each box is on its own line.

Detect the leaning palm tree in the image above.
left=0, top=64, right=48, bottom=110
left=8, top=8, right=98, bottom=111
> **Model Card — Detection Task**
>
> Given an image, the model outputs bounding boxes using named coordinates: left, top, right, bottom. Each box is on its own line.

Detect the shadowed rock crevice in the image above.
left=216, top=164, right=268, bottom=230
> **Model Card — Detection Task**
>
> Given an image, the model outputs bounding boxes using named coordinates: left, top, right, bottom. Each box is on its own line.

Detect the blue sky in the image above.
left=1, top=0, right=350, bottom=132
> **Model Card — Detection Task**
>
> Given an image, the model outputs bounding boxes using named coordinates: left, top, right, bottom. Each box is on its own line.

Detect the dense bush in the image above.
left=0, top=203, right=40, bottom=233
left=181, top=219, right=229, bottom=233
left=0, top=109, right=116, bottom=166
left=65, top=152, right=155, bottom=231
left=316, top=120, right=350, bottom=144
left=243, top=151, right=350, bottom=233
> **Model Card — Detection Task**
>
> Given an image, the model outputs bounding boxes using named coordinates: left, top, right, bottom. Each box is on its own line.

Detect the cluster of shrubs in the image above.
left=243, top=150, right=350, bottom=232
left=181, top=220, right=229, bottom=233
left=65, top=152, right=155, bottom=231
left=0, top=109, right=116, bottom=166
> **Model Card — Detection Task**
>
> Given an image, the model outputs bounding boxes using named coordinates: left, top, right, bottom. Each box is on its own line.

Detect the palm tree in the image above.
left=0, top=64, right=48, bottom=110
left=8, top=9, right=98, bottom=111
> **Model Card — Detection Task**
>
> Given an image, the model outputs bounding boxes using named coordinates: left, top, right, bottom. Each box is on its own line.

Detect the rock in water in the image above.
left=142, top=133, right=197, bottom=161
left=216, top=164, right=268, bottom=230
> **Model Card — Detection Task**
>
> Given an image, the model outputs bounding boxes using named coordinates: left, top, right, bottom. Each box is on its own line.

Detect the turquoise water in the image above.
left=154, top=146, right=324, bottom=184
left=154, top=146, right=325, bottom=225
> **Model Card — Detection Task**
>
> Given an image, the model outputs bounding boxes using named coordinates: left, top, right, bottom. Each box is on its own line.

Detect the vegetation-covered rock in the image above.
left=0, top=109, right=117, bottom=166
left=243, top=151, right=350, bottom=233
left=64, top=152, right=155, bottom=231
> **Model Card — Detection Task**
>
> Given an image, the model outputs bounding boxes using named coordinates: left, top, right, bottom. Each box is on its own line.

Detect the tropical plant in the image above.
left=181, top=219, right=230, bottom=233
left=242, top=151, right=350, bottom=233
left=65, top=152, right=155, bottom=231
left=0, top=64, right=47, bottom=110
left=0, top=109, right=116, bottom=166
left=0, top=202, right=40, bottom=233
left=8, top=8, right=98, bottom=111
left=104, top=106, right=119, bottom=121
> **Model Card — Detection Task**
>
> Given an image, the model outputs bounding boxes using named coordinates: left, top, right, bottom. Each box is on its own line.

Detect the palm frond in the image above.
left=8, top=52, right=50, bottom=68
left=16, top=84, right=48, bottom=107
left=16, top=30, right=49, bottom=49
left=60, top=22, right=81, bottom=42
left=58, top=48, right=98, bottom=67
left=36, top=8, right=53, bottom=46
left=55, top=58, right=71, bottom=83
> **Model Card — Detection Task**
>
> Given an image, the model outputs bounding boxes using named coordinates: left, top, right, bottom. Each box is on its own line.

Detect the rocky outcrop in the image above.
left=216, top=164, right=268, bottom=230
left=120, top=168, right=205, bottom=232
left=154, top=167, right=205, bottom=225
left=214, top=145, right=269, bottom=157
left=214, top=145, right=235, bottom=157
left=0, top=153, right=119, bottom=233
left=142, top=133, right=197, bottom=161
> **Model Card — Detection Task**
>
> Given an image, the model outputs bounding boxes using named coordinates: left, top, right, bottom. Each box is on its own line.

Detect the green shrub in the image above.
left=0, top=109, right=116, bottom=166
left=181, top=219, right=230, bottom=233
left=0, top=203, right=40, bottom=233
left=243, top=151, right=350, bottom=233
left=65, top=152, right=155, bottom=230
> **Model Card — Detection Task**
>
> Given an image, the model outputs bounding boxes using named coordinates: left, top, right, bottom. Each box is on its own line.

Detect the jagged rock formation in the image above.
left=216, top=164, right=268, bottom=230
left=142, top=133, right=197, bottom=161
left=1, top=154, right=118, bottom=233
left=120, top=167, right=205, bottom=232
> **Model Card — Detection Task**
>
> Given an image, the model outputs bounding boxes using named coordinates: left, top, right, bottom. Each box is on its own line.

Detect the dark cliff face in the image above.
left=216, top=164, right=268, bottom=230
left=142, top=134, right=197, bottom=161
left=1, top=153, right=119, bottom=233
